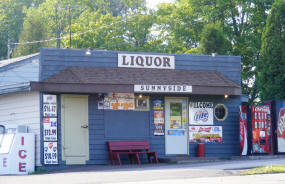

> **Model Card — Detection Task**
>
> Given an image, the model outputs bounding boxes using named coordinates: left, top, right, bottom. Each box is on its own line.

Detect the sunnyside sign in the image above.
left=118, top=54, right=175, bottom=69
left=134, top=85, right=192, bottom=93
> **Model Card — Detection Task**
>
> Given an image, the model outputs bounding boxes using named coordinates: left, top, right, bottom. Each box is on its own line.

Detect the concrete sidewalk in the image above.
left=44, top=155, right=285, bottom=174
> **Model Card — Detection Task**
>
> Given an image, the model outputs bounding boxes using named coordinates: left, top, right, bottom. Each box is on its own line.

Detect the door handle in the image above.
left=81, top=124, right=88, bottom=128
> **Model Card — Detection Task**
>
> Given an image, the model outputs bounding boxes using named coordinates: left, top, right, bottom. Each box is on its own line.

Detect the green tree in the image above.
left=257, top=0, right=285, bottom=101
left=0, top=0, right=41, bottom=59
left=199, top=23, right=231, bottom=55
left=12, top=9, right=50, bottom=57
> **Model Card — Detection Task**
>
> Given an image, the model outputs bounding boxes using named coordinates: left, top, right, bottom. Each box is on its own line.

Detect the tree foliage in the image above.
left=0, top=0, right=282, bottom=103
left=257, top=0, right=285, bottom=101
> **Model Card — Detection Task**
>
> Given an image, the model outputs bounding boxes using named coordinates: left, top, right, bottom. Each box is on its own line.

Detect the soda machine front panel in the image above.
left=251, top=105, right=272, bottom=154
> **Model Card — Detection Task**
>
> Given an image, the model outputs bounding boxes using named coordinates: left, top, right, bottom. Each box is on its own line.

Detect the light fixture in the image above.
left=85, top=49, right=91, bottom=55
left=138, top=94, right=143, bottom=99
left=224, top=94, right=229, bottom=99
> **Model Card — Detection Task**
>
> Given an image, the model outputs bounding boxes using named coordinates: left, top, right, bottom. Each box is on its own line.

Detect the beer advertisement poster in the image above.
left=43, top=94, right=57, bottom=117
left=277, top=106, right=285, bottom=152
left=153, top=99, right=165, bottom=136
left=189, top=126, right=222, bottom=143
left=98, top=93, right=134, bottom=110
left=189, top=102, right=214, bottom=125
left=43, top=118, right=57, bottom=141
left=44, top=142, right=58, bottom=164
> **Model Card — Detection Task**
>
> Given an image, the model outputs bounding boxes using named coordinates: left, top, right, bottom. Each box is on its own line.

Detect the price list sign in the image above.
left=43, top=94, right=58, bottom=165
left=43, top=118, right=57, bottom=141
left=44, top=142, right=58, bottom=164
left=43, top=94, right=57, bottom=117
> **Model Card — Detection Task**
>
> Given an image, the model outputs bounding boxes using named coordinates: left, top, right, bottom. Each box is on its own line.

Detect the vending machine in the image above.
left=275, top=101, right=285, bottom=153
left=251, top=105, right=272, bottom=154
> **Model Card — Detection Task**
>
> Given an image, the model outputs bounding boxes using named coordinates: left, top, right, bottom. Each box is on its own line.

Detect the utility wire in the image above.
left=10, top=18, right=126, bottom=46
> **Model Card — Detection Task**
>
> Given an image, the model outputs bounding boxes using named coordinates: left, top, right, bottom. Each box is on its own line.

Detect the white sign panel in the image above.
left=134, top=85, right=192, bottom=93
left=43, top=94, right=57, bottom=117
left=189, top=126, right=223, bottom=143
left=0, top=133, right=35, bottom=175
left=118, top=54, right=175, bottom=69
left=44, top=142, right=58, bottom=164
left=43, top=118, right=57, bottom=141
left=189, top=102, right=214, bottom=125
left=98, top=93, right=135, bottom=110
left=43, top=94, right=57, bottom=104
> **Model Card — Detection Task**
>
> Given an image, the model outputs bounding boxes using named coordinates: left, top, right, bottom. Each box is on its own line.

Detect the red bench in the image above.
left=107, top=140, right=158, bottom=165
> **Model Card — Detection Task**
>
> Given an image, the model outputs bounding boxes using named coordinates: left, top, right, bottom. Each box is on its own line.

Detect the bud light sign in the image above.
left=194, top=110, right=209, bottom=122
left=189, top=102, right=213, bottom=125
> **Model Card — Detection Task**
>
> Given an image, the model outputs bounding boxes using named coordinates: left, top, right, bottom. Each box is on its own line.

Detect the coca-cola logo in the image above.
left=194, top=109, right=209, bottom=122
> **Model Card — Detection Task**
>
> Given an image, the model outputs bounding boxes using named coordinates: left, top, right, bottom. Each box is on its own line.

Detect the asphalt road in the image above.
left=1, top=158, right=285, bottom=184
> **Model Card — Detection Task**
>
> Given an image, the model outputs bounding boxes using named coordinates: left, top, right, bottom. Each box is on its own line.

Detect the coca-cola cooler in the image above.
left=275, top=101, right=285, bottom=153
left=239, top=105, right=248, bottom=155
left=251, top=105, right=273, bottom=154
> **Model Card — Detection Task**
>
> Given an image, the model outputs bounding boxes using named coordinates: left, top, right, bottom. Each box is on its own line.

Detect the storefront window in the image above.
left=214, top=104, right=228, bottom=121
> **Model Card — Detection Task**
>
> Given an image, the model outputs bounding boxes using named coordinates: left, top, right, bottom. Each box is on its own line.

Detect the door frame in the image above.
left=164, top=97, right=189, bottom=155
left=61, top=94, right=89, bottom=164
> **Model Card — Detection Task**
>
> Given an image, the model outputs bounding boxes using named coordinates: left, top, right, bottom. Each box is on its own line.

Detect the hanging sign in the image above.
left=189, top=126, right=222, bottom=143
left=134, top=85, right=192, bottom=93
left=153, top=100, right=165, bottom=136
left=44, top=142, right=58, bottom=165
left=43, top=118, right=57, bottom=141
left=189, top=102, right=214, bottom=125
left=43, top=94, right=57, bottom=117
left=98, top=93, right=134, bottom=110
left=118, top=54, right=175, bottom=69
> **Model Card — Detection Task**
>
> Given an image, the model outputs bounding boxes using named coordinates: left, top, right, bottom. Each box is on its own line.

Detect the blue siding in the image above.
left=40, top=48, right=241, bottom=85
left=37, top=48, right=241, bottom=167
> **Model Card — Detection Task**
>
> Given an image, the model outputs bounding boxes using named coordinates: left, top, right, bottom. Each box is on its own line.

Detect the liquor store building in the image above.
left=0, top=48, right=242, bottom=168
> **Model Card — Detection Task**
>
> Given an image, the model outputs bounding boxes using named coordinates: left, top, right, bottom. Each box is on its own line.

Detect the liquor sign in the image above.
left=189, top=102, right=214, bottom=125
left=44, top=142, right=58, bottom=164
left=277, top=105, right=285, bottom=152
left=189, top=126, right=222, bottom=143
left=118, top=54, right=175, bottom=69
left=134, top=85, right=192, bottom=93
left=43, top=94, right=57, bottom=117
left=43, top=118, right=57, bottom=141
left=239, top=105, right=248, bottom=155
left=251, top=105, right=271, bottom=154
left=98, top=93, right=134, bottom=110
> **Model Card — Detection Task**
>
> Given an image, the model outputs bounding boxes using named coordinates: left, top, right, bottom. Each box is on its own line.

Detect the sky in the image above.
left=146, top=0, right=175, bottom=10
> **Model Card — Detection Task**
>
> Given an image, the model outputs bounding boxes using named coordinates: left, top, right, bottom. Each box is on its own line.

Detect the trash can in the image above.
left=197, top=143, right=205, bottom=157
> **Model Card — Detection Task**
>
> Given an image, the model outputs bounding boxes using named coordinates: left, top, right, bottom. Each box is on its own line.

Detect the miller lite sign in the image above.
left=189, top=102, right=214, bottom=125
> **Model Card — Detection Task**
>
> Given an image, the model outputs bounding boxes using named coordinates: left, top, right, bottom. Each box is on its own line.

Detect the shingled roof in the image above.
left=31, top=66, right=241, bottom=95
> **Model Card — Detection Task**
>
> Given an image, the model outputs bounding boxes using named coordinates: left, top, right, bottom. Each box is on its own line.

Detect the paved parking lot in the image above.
left=1, top=158, right=285, bottom=184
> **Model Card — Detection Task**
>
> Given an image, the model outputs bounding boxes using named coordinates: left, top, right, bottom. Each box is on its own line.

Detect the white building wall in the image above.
left=0, top=91, right=41, bottom=166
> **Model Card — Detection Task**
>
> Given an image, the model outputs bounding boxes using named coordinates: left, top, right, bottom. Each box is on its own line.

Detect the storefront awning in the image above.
left=30, top=66, right=241, bottom=95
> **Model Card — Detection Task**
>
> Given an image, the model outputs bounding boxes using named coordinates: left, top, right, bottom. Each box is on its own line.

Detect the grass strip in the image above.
left=242, top=164, right=285, bottom=175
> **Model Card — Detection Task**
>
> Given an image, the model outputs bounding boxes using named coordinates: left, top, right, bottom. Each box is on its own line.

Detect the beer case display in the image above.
left=251, top=105, right=272, bottom=154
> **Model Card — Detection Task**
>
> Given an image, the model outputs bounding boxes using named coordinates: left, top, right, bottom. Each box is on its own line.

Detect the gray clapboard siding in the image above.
left=0, top=91, right=41, bottom=166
